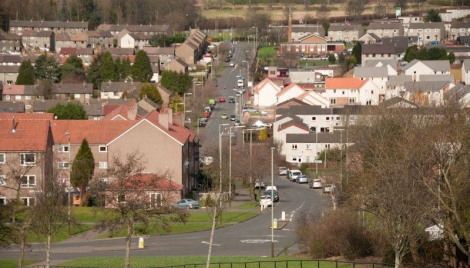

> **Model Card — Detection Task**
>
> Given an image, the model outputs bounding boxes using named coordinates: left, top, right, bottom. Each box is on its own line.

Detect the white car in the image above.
left=278, top=167, right=288, bottom=176
left=259, top=195, right=273, bottom=207
left=310, top=179, right=323, bottom=189
left=288, top=169, right=302, bottom=182
left=229, top=62, right=235, bottom=67
left=255, top=180, right=265, bottom=189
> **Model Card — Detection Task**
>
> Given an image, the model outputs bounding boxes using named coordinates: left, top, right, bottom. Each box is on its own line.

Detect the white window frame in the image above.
left=99, top=162, right=108, bottom=169
left=58, top=145, right=70, bottom=153
left=0, top=175, right=5, bottom=186
left=58, top=162, right=70, bottom=169
left=20, top=197, right=35, bottom=206
left=20, top=175, right=36, bottom=187
left=74, top=93, right=80, bottom=99
left=0, top=153, right=5, bottom=164
left=20, top=153, right=36, bottom=166
left=99, top=145, right=107, bottom=152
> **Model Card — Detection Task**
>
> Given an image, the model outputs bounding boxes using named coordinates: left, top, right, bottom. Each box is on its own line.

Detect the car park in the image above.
left=259, top=195, right=273, bottom=207
left=199, top=118, right=208, bottom=127
left=310, top=179, right=323, bottom=189
left=175, top=199, right=200, bottom=209
left=297, top=175, right=309, bottom=184
left=221, top=113, right=228, bottom=119
left=230, top=114, right=236, bottom=121
left=278, top=167, right=288, bottom=176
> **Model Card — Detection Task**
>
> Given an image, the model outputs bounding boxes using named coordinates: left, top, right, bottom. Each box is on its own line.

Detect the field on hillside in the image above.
left=197, top=1, right=451, bottom=22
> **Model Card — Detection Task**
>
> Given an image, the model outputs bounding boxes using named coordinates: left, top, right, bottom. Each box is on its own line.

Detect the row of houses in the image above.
left=0, top=104, right=199, bottom=206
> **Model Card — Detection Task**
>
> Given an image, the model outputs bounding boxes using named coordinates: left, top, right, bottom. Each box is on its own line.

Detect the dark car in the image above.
left=228, top=96, right=235, bottom=103
left=199, top=118, right=208, bottom=127
left=230, top=114, right=236, bottom=121
left=264, top=189, right=279, bottom=202
left=225, top=57, right=231, bottom=62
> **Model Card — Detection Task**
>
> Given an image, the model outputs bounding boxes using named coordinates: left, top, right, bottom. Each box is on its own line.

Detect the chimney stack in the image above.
left=11, top=116, right=17, bottom=133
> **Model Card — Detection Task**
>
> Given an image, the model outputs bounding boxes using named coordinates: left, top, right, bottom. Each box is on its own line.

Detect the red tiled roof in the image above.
left=144, top=111, right=192, bottom=144
left=0, top=117, right=50, bottom=151
left=2, top=84, right=25, bottom=95
left=0, top=113, right=54, bottom=120
left=104, top=105, right=121, bottom=115
left=102, top=100, right=137, bottom=121
left=325, top=77, right=367, bottom=89
left=60, top=47, right=77, bottom=55
left=51, top=120, right=135, bottom=145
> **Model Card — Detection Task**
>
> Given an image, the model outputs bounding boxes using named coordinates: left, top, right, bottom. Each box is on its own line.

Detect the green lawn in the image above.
left=258, top=46, right=277, bottom=59
left=298, top=60, right=330, bottom=67
left=0, top=259, right=39, bottom=268
left=58, top=256, right=383, bottom=268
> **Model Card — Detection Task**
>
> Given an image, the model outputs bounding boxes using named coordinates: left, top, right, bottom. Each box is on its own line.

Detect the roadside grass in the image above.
left=237, top=201, right=259, bottom=209
left=0, top=259, right=38, bottom=268
left=98, top=211, right=257, bottom=238
left=59, top=256, right=381, bottom=268
left=298, top=60, right=330, bottom=67
left=26, top=223, right=94, bottom=243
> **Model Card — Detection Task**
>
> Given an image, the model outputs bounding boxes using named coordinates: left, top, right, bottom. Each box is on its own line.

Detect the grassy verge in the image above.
left=59, top=256, right=382, bottom=268
left=0, top=259, right=39, bottom=268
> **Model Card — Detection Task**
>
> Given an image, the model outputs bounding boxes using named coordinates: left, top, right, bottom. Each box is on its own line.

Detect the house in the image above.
left=117, top=29, right=149, bottom=49
left=361, top=44, right=396, bottom=66
left=50, top=109, right=199, bottom=196
left=290, top=24, right=326, bottom=41
left=359, top=33, right=382, bottom=44
left=0, top=101, right=25, bottom=113
left=324, top=77, right=380, bottom=106
left=327, top=23, right=364, bottom=42
left=76, top=48, right=94, bottom=66
left=406, top=22, right=446, bottom=45
left=175, top=29, right=207, bottom=66
left=253, top=78, right=282, bottom=107
left=284, top=132, right=344, bottom=165
left=96, top=24, right=174, bottom=38
left=70, top=33, right=88, bottom=49
left=461, top=59, right=470, bottom=84
left=2, top=84, right=40, bottom=109
left=166, top=57, right=189, bottom=74
left=21, top=30, right=55, bottom=52
left=55, top=34, right=73, bottom=52
left=280, top=34, right=345, bottom=56
left=386, top=75, right=413, bottom=99
left=382, top=36, right=418, bottom=60
left=0, top=114, right=54, bottom=206
left=367, top=22, right=404, bottom=38
left=82, top=100, right=105, bottom=120
left=0, top=66, right=19, bottom=85
left=9, top=20, right=88, bottom=35
left=354, top=66, right=393, bottom=101
left=87, top=31, right=114, bottom=49
left=398, top=16, right=423, bottom=32
left=444, top=84, right=470, bottom=107
left=0, top=31, right=21, bottom=53
left=143, top=47, right=175, bottom=70
left=402, top=60, right=451, bottom=81
left=449, top=21, right=470, bottom=40
left=288, top=67, right=333, bottom=87
left=276, top=83, right=307, bottom=105
left=156, top=84, right=173, bottom=105
left=403, top=81, right=452, bottom=106
left=51, top=83, right=94, bottom=103
left=100, top=81, right=142, bottom=99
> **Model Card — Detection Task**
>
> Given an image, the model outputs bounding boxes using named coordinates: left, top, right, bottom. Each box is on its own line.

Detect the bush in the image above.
left=299, top=163, right=309, bottom=173
left=296, top=209, right=375, bottom=260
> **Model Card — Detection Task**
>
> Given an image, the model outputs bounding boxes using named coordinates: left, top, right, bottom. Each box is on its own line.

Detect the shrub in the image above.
left=296, top=209, right=374, bottom=260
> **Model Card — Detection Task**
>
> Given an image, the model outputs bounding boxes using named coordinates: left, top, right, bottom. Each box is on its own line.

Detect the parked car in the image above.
left=175, top=199, right=200, bottom=209
left=261, top=111, right=268, bottom=116
left=221, top=113, right=228, bottom=119
left=288, top=170, right=302, bottom=182
left=310, top=179, right=323, bottom=189
left=219, top=97, right=226, bottom=103
left=259, top=195, right=273, bottom=207
left=252, top=120, right=272, bottom=128
left=264, top=189, right=279, bottom=202
left=228, top=96, right=235, bottom=103
left=199, top=118, right=208, bottom=127
left=255, top=180, right=265, bottom=189
left=199, top=156, right=213, bottom=165
left=229, top=62, right=235, bottom=67
left=225, top=57, right=231, bottom=62
left=297, top=175, right=309, bottom=184
left=234, top=119, right=241, bottom=126
left=323, top=184, right=335, bottom=193
left=230, top=114, right=236, bottom=121
left=242, top=107, right=257, bottom=113
left=278, top=167, right=288, bottom=176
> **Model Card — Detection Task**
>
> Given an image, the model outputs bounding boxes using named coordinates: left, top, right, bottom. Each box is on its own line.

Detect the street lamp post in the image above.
left=242, top=60, right=250, bottom=96
left=229, top=125, right=245, bottom=207
left=219, top=123, right=229, bottom=193
left=183, top=93, right=193, bottom=126
left=65, top=132, right=71, bottom=236
left=252, top=26, right=258, bottom=57
left=270, top=146, right=275, bottom=258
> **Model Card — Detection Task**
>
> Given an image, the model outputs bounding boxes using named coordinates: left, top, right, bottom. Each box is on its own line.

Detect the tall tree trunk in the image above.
left=394, top=250, right=401, bottom=268
left=18, top=228, right=25, bottom=268
left=125, top=222, right=132, bottom=268
left=409, top=236, right=420, bottom=263
left=206, top=206, right=218, bottom=268
left=46, top=233, right=51, bottom=268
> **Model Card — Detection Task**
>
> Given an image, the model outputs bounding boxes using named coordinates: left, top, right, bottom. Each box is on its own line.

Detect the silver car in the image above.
left=175, top=199, right=200, bottom=209
left=297, top=175, right=309, bottom=184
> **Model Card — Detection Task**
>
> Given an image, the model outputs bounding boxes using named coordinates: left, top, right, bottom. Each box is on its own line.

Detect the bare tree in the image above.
left=93, top=151, right=188, bottom=268
left=204, top=193, right=228, bottom=268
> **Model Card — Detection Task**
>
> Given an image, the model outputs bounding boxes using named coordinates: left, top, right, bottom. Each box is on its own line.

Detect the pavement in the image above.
left=24, top=185, right=257, bottom=267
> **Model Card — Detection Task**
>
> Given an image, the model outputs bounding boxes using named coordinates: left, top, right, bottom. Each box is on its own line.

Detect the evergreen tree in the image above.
left=160, top=70, right=192, bottom=95
left=120, top=58, right=132, bottom=81
left=48, top=102, right=87, bottom=119
left=424, top=9, right=442, bottom=22
left=16, top=60, right=35, bottom=85
left=131, top=51, right=152, bottom=82
left=61, top=55, right=85, bottom=82
left=352, top=42, right=362, bottom=65
left=86, top=53, right=103, bottom=89
left=328, top=54, right=336, bottom=64
left=35, top=54, right=60, bottom=82
left=70, top=138, right=95, bottom=206
left=139, top=83, right=163, bottom=105
left=404, top=45, right=419, bottom=63
left=99, top=52, right=116, bottom=82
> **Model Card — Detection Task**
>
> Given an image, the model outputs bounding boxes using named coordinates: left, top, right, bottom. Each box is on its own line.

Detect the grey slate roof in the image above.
left=382, top=36, right=413, bottom=54
left=0, top=54, right=21, bottom=64
left=380, top=97, right=418, bottom=108
left=83, top=102, right=104, bottom=117
left=0, top=66, right=19, bottom=73
left=368, top=22, right=403, bottom=30
left=100, top=81, right=142, bottom=93
left=10, top=20, right=88, bottom=28
left=52, top=83, right=94, bottom=94
left=143, top=46, right=175, bottom=55
left=404, top=81, right=450, bottom=92
left=354, top=66, right=388, bottom=78
left=0, top=101, right=25, bottom=113
left=32, top=100, right=69, bottom=112
left=387, top=75, right=413, bottom=87
left=364, top=59, right=398, bottom=70
left=408, top=22, right=445, bottom=30
left=419, top=74, right=455, bottom=82
left=403, top=60, right=451, bottom=72
left=286, top=132, right=342, bottom=143
left=362, top=43, right=395, bottom=54
left=444, top=84, right=470, bottom=100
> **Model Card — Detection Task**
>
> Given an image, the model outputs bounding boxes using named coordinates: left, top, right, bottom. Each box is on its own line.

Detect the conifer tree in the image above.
left=131, top=51, right=152, bottom=82
left=16, top=60, right=36, bottom=85
left=100, top=52, right=116, bottom=82
left=71, top=139, right=95, bottom=206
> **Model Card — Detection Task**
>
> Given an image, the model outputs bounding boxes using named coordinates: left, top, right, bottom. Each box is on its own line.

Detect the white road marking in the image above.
left=240, top=239, right=279, bottom=244
left=201, top=241, right=220, bottom=246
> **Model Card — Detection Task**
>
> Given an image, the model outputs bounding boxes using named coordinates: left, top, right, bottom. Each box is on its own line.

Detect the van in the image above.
left=288, top=169, right=302, bottom=182
left=265, top=185, right=277, bottom=192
